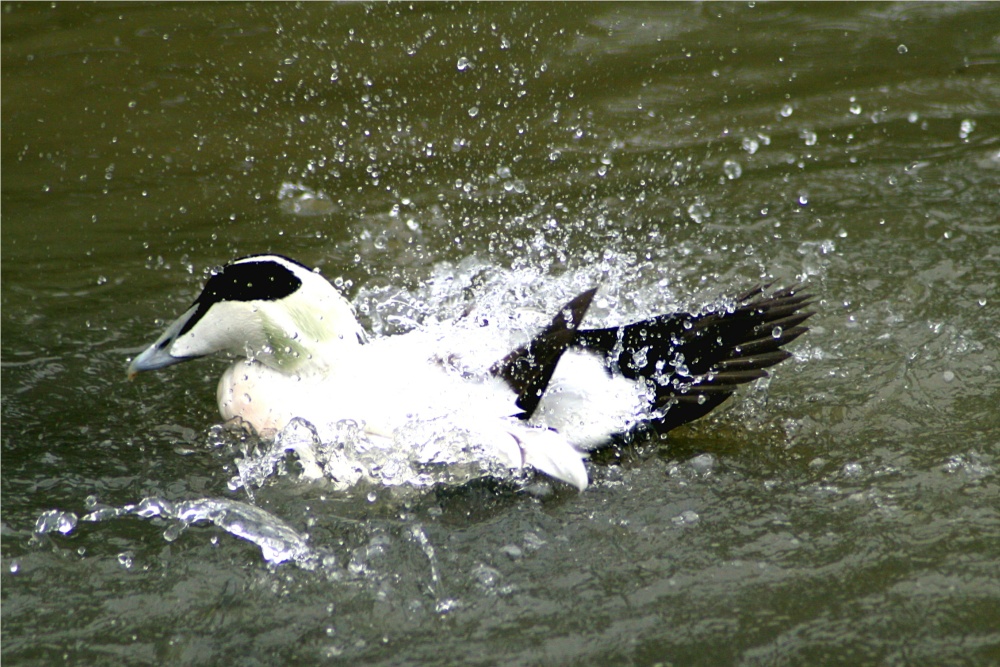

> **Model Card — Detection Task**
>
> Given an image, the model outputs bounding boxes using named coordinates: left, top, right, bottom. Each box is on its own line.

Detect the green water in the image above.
left=3, top=3, right=999, bottom=665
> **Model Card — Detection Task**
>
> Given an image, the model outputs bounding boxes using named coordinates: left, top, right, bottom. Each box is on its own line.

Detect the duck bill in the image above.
left=127, top=306, right=198, bottom=379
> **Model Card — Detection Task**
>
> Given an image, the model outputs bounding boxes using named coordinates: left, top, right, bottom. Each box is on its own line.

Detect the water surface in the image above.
left=3, top=3, right=999, bottom=665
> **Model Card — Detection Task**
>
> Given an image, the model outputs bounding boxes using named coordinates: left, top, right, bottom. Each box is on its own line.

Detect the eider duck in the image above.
left=128, top=255, right=814, bottom=490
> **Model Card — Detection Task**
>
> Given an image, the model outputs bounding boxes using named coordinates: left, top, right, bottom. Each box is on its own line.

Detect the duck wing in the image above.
left=490, top=288, right=598, bottom=418
left=574, top=284, right=815, bottom=431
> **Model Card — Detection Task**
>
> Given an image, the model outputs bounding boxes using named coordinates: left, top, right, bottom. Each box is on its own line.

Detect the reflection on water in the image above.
left=3, top=2, right=999, bottom=665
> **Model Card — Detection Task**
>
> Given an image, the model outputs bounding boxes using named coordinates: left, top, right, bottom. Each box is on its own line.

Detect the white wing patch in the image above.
left=530, top=349, right=650, bottom=451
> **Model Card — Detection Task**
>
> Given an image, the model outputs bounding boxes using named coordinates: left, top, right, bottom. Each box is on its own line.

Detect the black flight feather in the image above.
left=493, top=283, right=815, bottom=432
left=574, top=284, right=815, bottom=432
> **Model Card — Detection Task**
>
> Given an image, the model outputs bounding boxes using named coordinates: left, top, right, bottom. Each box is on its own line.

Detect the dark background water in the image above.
left=3, top=3, right=999, bottom=665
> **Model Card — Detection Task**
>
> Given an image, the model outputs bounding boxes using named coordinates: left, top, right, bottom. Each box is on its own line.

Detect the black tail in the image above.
left=574, top=284, right=815, bottom=431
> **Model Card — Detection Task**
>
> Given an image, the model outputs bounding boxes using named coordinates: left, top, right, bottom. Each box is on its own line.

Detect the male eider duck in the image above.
left=128, top=255, right=814, bottom=490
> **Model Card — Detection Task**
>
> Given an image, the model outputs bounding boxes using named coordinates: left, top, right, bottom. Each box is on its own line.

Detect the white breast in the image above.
left=215, top=330, right=598, bottom=489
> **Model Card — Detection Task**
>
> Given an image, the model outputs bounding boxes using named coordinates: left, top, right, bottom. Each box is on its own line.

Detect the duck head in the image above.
left=127, top=255, right=365, bottom=378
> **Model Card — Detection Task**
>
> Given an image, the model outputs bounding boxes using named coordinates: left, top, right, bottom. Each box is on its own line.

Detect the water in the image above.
left=3, top=3, right=999, bottom=665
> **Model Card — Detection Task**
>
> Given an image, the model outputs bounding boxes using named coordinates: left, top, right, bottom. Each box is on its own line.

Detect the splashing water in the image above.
left=34, top=497, right=315, bottom=566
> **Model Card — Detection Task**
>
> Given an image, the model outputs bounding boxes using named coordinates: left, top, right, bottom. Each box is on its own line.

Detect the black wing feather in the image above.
left=491, top=288, right=598, bottom=417
left=491, top=283, right=814, bottom=433
left=574, top=284, right=815, bottom=432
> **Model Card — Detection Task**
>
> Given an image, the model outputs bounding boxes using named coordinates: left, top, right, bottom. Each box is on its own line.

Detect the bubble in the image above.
left=467, top=106, right=479, bottom=118
left=780, top=104, right=794, bottom=118
left=959, top=119, right=976, bottom=139
left=456, top=56, right=472, bottom=71
left=897, top=44, right=908, bottom=54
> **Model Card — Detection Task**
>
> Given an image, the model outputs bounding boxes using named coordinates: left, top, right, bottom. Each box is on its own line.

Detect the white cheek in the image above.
left=172, top=301, right=259, bottom=358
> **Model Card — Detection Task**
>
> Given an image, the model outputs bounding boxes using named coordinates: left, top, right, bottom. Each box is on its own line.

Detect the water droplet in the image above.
left=723, top=159, right=742, bottom=180
left=780, top=104, right=794, bottom=118
left=456, top=56, right=472, bottom=71
left=500, top=544, right=523, bottom=559
left=672, top=510, right=700, bottom=525
left=435, top=598, right=458, bottom=614
left=467, top=106, right=479, bottom=118
left=742, top=137, right=759, bottom=154
left=897, top=44, right=908, bottom=54
left=471, top=564, right=502, bottom=588
left=959, top=119, right=976, bottom=139
left=33, top=510, right=78, bottom=535
left=687, top=200, right=710, bottom=223
left=163, top=523, right=185, bottom=542
left=849, top=97, right=862, bottom=115
left=689, top=453, right=716, bottom=474
left=772, top=326, right=783, bottom=339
